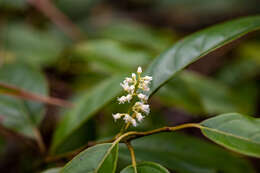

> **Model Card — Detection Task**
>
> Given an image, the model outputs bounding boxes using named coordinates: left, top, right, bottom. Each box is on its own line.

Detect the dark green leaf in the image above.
left=158, top=71, right=257, bottom=115
left=119, top=133, right=254, bottom=173
left=121, top=162, right=169, bottom=173
left=99, top=21, right=174, bottom=52
left=0, top=63, right=48, bottom=138
left=0, top=23, right=65, bottom=67
left=41, top=168, right=61, bottom=173
left=74, top=39, right=150, bottom=73
left=61, top=143, right=118, bottom=173
left=51, top=76, right=124, bottom=154
left=201, top=113, right=260, bottom=158
left=145, top=16, right=260, bottom=96
left=0, top=0, right=27, bottom=9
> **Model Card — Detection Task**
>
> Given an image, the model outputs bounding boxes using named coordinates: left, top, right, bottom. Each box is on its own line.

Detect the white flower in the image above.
left=120, top=82, right=135, bottom=93
left=143, top=80, right=150, bottom=85
left=138, top=93, right=148, bottom=101
left=131, top=118, right=137, bottom=127
left=124, top=77, right=133, bottom=83
left=125, top=94, right=133, bottom=102
left=143, top=76, right=152, bottom=82
left=134, top=102, right=150, bottom=114
left=113, top=66, right=151, bottom=127
left=137, top=66, right=142, bottom=74
left=128, top=85, right=135, bottom=94
left=118, top=96, right=127, bottom=104
left=142, top=85, right=150, bottom=92
left=132, top=73, right=136, bottom=79
left=136, top=113, right=144, bottom=122
left=138, top=76, right=152, bottom=92
left=112, top=113, right=122, bottom=120
left=141, top=104, right=150, bottom=114
left=139, top=83, right=150, bottom=91
left=123, top=114, right=132, bottom=123
left=120, top=82, right=129, bottom=91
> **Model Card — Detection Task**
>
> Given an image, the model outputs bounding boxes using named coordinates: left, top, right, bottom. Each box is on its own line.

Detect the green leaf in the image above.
left=121, top=162, right=170, bottom=173
left=0, top=63, right=48, bottom=138
left=216, top=58, right=259, bottom=86
left=201, top=113, right=260, bottom=158
left=73, top=39, right=150, bottom=73
left=41, top=168, right=61, bottom=173
left=0, top=23, right=65, bottom=67
left=216, top=42, right=260, bottom=85
left=119, top=133, right=254, bottom=173
left=55, top=0, right=98, bottom=19
left=145, top=16, right=260, bottom=96
left=99, top=20, right=174, bottom=52
left=158, top=71, right=257, bottom=115
left=61, top=143, right=118, bottom=173
left=0, top=0, right=27, bottom=9
left=51, top=76, right=124, bottom=154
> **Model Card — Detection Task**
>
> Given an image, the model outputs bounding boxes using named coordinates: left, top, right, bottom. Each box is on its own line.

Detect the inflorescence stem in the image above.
left=126, top=142, right=138, bottom=173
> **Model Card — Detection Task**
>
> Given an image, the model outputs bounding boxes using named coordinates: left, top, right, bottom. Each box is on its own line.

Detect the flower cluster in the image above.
left=112, top=66, right=152, bottom=127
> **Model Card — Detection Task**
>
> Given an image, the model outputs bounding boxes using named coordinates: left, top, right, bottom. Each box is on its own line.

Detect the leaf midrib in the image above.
left=201, top=126, right=260, bottom=145
left=94, top=142, right=118, bottom=173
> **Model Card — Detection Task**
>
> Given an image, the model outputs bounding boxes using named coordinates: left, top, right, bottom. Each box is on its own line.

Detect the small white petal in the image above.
left=123, top=114, right=131, bottom=123
left=112, top=113, right=122, bottom=120
left=125, top=77, right=133, bottom=83
left=136, top=113, right=144, bottom=122
left=127, top=85, right=134, bottom=93
left=143, top=76, right=153, bottom=81
left=120, top=82, right=129, bottom=91
left=143, top=80, right=150, bottom=85
left=135, top=102, right=150, bottom=114
left=137, top=66, right=142, bottom=74
left=141, top=104, right=150, bottom=114
left=142, top=85, right=150, bottom=92
left=126, top=94, right=133, bottom=102
left=134, top=101, right=142, bottom=107
left=131, top=118, right=137, bottom=127
left=138, top=93, right=148, bottom=101
left=142, top=76, right=153, bottom=83
left=118, top=96, right=127, bottom=104
left=132, top=73, right=136, bottom=79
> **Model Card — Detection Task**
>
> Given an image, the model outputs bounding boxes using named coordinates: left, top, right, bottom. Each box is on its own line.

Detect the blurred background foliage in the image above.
left=1, top=0, right=260, bottom=172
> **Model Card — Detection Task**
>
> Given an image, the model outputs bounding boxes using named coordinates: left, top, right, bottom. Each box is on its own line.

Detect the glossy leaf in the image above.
left=51, top=76, right=124, bottom=154
left=121, top=162, right=169, bottom=173
left=119, top=133, right=254, bottom=173
left=41, top=168, right=61, bottom=173
left=61, top=143, right=118, bottom=173
left=0, top=63, right=48, bottom=138
left=201, top=113, right=260, bottom=158
left=145, top=16, right=260, bottom=96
